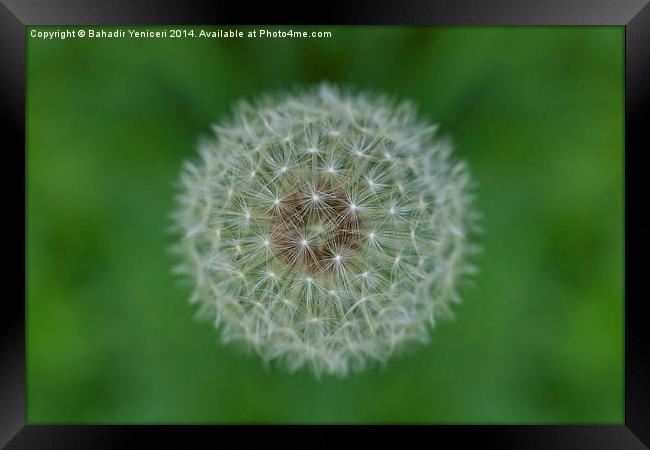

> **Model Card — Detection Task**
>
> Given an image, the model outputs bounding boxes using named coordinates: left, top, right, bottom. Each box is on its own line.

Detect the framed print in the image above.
left=2, top=0, right=647, bottom=447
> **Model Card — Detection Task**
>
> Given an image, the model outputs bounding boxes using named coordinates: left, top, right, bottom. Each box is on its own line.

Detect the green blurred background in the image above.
left=27, top=26, right=623, bottom=423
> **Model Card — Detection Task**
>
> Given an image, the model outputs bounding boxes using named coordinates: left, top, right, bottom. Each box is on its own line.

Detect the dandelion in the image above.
left=172, top=83, right=478, bottom=376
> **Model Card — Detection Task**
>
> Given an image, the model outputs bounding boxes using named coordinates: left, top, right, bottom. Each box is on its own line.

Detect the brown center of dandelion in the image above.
left=268, top=179, right=363, bottom=275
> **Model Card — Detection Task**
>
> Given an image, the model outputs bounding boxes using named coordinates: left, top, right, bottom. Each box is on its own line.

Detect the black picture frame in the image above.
left=2, top=0, right=647, bottom=447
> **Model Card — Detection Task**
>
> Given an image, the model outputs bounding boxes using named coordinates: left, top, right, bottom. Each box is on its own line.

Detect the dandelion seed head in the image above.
left=173, top=83, right=478, bottom=376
